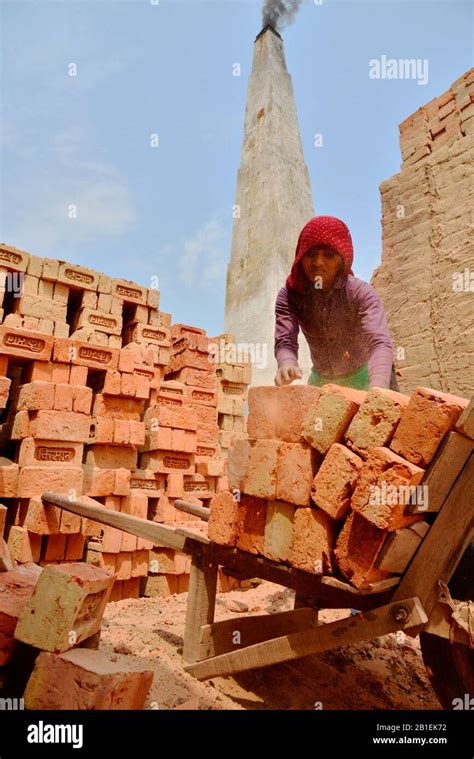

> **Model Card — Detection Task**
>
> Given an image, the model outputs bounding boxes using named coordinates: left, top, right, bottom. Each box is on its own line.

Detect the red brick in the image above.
left=0, top=376, right=11, bottom=408
left=59, top=504, right=82, bottom=535
left=0, top=538, right=15, bottom=571
left=208, top=491, right=240, bottom=546
left=53, top=383, right=75, bottom=411
left=6, top=526, right=41, bottom=563
left=115, top=552, right=133, bottom=580
left=15, top=562, right=114, bottom=652
left=53, top=337, right=119, bottom=370
left=0, top=326, right=53, bottom=362
left=113, top=418, right=130, bottom=445
left=344, top=387, right=410, bottom=458
left=0, top=563, right=42, bottom=665
left=24, top=648, right=153, bottom=709
left=131, top=550, right=149, bottom=578
left=18, top=466, right=83, bottom=498
left=390, top=386, right=469, bottom=466
left=187, top=385, right=217, bottom=406
left=263, top=500, right=295, bottom=562
left=289, top=507, right=334, bottom=574
left=247, top=386, right=278, bottom=439
left=0, top=457, right=19, bottom=497
left=334, top=511, right=392, bottom=589
left=311, top=443, right=363, bottom=520
left=351, top=447, right=425, bottom=531
left=171, top=323, right=206, bottom=340
left=0, top=503, right=6, bottom=540
left=21, top=498, right=61, bottom=534
left=243, top=439, right=278, bottom=499
left=276, top=385, right=321, bottom=442
left=276, top=442, right=318, bottom=506
left=89, top=417, right=114, bottom=444
left=93, top=394, right=144, bottom=420
left=166, top=366, right=217, bottom=389
left=144, top=400, right=197, bottom=431
left=118, top=349, right=136, bottom=373
left=17, top=381, right=54, bottom=411
left=236, top=494, right=267, bottom=554
left=51, top=362, right=70, bottom=384
left=69, top=364, right=88, bottom=385
left=73, top=385, right=92, bottom=414
left=140, top=450, right=194, bottom=475
left=85, top=445, right=137, bottom=470
left=140, top=573, right=178, bottom=597
left=42, top=533, right=67, bottom=561
left=302, top=385, right=366, bottom=454
left=29, top=410, right=91, bottom=442
left=64, top=534, right=86, bottom=560
left=18, top=438, right=83, bottom=468
left=122, top=576, right=141, bottom=598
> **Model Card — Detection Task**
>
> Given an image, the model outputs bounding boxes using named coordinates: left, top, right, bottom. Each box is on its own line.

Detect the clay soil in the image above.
left=101, top=580, right=440, bottom=710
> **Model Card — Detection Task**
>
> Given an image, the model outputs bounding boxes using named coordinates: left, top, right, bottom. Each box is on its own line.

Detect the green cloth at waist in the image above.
left=308, top=364, right=370, bottom=390
left=308, top=364, right=397, bottom=391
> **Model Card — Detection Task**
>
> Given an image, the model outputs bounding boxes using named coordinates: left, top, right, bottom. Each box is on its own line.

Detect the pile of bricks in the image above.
left=399, top=68, right=473, bottom=168
left=211, top=332, right=251, bottom=456
left=0, top=561, right=153, bottom=709
left=0, top=244, right=251, bottom=601
left=208, top=383, right=469, bottom=589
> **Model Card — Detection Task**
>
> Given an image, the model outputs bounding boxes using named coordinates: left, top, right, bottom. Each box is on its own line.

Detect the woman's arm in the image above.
left=274, top=286, right=300, bottom=367
left=355, top=280, right=394, bottom=389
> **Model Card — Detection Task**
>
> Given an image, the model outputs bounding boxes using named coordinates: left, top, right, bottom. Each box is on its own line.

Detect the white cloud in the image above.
left=178, top=214, right=229, bottom=288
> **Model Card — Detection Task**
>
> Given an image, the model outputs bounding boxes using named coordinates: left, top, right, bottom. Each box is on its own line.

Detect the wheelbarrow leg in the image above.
left=294, top=591, right=319, bottom=622
left=183, top=545, right=218, bottom=665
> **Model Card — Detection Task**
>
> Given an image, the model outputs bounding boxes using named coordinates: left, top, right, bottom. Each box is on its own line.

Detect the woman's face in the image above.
left=301, top=247, right=343, bottom=290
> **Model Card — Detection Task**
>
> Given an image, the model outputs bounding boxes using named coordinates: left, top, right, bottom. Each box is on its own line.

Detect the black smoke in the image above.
left=262, top=0, right=303, bottom=31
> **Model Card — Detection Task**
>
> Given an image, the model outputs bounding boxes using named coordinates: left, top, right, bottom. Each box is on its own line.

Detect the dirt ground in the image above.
left=100, top=580, right=441, bottom=710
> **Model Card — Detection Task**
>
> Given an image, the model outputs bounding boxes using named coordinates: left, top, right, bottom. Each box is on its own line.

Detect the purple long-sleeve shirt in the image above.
left=274, top=273, right=394, bottom=388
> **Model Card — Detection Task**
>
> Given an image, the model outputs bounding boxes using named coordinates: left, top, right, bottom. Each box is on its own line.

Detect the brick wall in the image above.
left=371, top=68, right=474, bottom=397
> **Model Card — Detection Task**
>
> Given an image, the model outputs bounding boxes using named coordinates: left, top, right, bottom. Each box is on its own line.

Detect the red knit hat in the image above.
left=286, top=215, right=354, bottom=292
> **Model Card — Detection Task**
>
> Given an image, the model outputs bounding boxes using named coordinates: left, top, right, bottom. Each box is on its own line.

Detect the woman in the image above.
left=274, top=215, right=399, bottom=391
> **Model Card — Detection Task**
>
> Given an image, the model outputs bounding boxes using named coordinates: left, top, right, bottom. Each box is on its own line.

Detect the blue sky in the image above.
left=1, top=0, right=472, bottom=335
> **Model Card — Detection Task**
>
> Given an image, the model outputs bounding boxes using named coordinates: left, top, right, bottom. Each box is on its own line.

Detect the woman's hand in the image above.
left=274, top=363, right=303, bottom=386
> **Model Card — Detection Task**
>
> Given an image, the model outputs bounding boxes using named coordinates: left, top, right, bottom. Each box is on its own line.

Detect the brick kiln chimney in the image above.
left=224, top=24, right=314, bottom=387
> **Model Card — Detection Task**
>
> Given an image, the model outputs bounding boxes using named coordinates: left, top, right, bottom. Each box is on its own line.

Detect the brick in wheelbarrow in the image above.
left=344, top=387, right=410, bottom=458
left=302, top=384, right=366, bottom=455
left=390, top=386, right=469, bottom=467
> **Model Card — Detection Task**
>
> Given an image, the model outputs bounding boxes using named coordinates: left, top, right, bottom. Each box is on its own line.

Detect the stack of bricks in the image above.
left=399, top=68, right=473, bottom=168
left=0, top=243, right=247, bottom=600
left=209, top=332, right=251, bottom=457
left=208, top=383, right=469, bottom=590
left=0, top=560, right=153, bottom=709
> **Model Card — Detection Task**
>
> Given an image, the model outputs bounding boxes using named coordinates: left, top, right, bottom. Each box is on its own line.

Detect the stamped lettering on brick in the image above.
left=4, top=333, right=45, bottom=352
left=184, top=482, right=209, bottom=493
left=64, top=268, right=94, bottom=285
left=135, top=369, right=154, bottom=381
left=88, top=315, right=117, bottom=329
left=192, top=390, right=213, bottom=401
left=0, top=249, right=22, bottom=265
left=163, top=456, right=190, bottom=469
left=35, top=446, right=75, bottom=463
left=157, top=396, right=182, bottom=407
left=116, top=284, right=142, bottom=300
left=196, top=446, right=215, bottom=457
left=79, top=346, right=112, bottom=364
left=223, top=385, right=244, bottom=396
left=142, top=328, right=166, bottom=341
left=130, top=478, right=157, bottom=489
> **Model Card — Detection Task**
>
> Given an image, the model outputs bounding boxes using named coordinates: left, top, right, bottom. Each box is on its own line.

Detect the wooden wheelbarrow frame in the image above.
left=41, top=426, right=474, bottom=683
